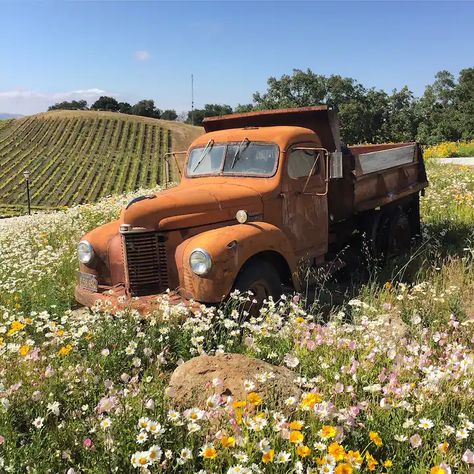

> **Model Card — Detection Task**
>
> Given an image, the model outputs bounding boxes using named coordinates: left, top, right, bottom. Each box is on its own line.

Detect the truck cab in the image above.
left=75, top=106, right=427, bottom=312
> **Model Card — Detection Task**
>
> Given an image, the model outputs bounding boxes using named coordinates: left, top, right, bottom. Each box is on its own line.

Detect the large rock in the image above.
left=168, top=353, right=301, bottom=408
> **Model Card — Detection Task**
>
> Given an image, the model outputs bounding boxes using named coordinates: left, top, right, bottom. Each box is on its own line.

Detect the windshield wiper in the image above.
left=230, top=138, right=250, bottom=170
left=192, top=139, right=214, bottom=172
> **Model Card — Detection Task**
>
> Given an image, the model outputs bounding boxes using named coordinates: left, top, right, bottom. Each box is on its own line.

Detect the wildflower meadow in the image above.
left=424, top=141, right=474, bottom=160
left=0, top=162, right=473, bottom=474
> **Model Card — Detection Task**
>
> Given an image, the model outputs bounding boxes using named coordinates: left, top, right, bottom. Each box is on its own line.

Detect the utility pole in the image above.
left=191, top=73, right=195, bottom=126
left=23, top=170, right=31, bottom=215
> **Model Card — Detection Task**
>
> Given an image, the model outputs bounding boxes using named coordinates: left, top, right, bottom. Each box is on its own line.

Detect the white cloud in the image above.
left=0, top=88, right=118, bottom=115
left=134, top=50, right=151, bottom=61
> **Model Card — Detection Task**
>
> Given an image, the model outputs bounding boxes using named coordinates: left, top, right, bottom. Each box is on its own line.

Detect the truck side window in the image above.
left=287, top=148, right=321, bottom=179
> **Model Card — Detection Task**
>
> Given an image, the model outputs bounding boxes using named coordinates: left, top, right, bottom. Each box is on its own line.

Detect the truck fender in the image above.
left=175, top=222, right=299, bottom=303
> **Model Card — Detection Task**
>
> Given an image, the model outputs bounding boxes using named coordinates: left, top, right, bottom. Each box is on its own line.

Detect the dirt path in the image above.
left=437, top=157, right=474, bottom=166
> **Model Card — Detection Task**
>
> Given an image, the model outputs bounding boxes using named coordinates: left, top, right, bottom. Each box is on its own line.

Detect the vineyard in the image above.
left=0, top=110, right=202, bottom=217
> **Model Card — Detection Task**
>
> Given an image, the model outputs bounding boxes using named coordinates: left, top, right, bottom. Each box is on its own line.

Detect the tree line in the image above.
left=188, top=68, right=474, bottom=145
left=48, top=97, right=178, bottom=121
left=47, top=68, right=473, bottom=144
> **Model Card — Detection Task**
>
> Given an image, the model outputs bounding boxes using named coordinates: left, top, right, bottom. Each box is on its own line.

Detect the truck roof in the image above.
left=190, top=125, right=322, bottom=151
left=202, top=106, right=341, bottom=152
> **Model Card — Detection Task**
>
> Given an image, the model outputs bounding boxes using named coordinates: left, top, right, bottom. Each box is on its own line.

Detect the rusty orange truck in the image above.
left=75, top=106, right=428, bottom=312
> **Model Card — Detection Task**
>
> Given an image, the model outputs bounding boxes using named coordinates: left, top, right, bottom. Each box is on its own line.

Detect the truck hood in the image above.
left=120, top=183, right=263, bottom=230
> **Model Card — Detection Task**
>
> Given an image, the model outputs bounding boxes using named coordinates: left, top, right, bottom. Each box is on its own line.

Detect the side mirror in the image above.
left=330, top=151, right=343, bottom=179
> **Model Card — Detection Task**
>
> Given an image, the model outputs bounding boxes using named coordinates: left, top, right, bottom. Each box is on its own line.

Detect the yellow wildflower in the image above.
left=297, top=445, right=311, bottom=457
left=19, top=344, right=30, bottom=357
left=369, top=431, right=383, bottom=447
left=202, top=446, right=217, bottom=460
left=300, top=392, right=322, bottom=409
left=431, top=467, right=448, bottom=474
left=221, top=436, right=236, bottom=448
left=247, top=392, right=262, bottom=406
left=328, top=442, right=345, bottom=462
left=316, top=457, right=326, bottom=466
left=262, top=449, right=274, bottom=464
left=384, top=459, right=393, bottom=468
left=345, top=450, right=363, bottom=466
left=289, top=430, right=304, bottom=444
left=438, top=441, right=449, bottom=453
left=335, top=463, right=353, bottom=474
left=7, top=320, right=25, bottom=336
left=320, top=425, right=337, bottom=439
left=289, top=420, right=304, bottom=430
left=366, top=452, right=378, bottom=471
left=233, top=400, right=247, bottom=409
left=58, top=344, right=73, bottom=356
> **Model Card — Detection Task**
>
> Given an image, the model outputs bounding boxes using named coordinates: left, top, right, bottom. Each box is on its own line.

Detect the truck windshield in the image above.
left=187, top=142, right=278, bottom=177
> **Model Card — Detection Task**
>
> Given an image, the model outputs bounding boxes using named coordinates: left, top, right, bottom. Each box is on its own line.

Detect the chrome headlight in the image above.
left=78, top=240, right=94, bottom=264
left=189, top=248, right=212, bottom=276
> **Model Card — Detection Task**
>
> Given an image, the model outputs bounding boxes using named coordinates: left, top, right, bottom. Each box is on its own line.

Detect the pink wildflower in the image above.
left=410, top=433, right=422, bottom=448
left=96, top=396, right=117, bottom=414
left=462, top=449, right=474, bottom=464
left=83, top=438, right=93, bottom=449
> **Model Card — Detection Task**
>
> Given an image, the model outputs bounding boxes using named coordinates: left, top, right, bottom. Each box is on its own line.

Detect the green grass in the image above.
left=0, top=162, right=472, bottom=473
left=0, top=111, right=202, bottom=216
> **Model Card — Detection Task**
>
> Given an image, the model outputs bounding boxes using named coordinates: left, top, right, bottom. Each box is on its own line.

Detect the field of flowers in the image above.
left=424, top=141, right=474, bottom=159
left=0, top=162, right=473, bottom=473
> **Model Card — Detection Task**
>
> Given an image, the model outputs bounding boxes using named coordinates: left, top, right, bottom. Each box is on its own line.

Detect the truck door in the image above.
left=281, top=144, right=328, bottom=261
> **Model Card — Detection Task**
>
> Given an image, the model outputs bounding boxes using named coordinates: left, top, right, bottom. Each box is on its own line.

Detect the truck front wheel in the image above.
left=234, top=259, right=282, bottom=305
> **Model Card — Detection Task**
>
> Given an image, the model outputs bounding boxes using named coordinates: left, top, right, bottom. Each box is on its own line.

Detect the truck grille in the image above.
left=123, top=231, right=169, bottom=296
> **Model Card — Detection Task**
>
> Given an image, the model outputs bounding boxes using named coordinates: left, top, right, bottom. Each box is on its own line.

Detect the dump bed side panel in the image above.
left=352, top=142, right=428, bottom=212
left=328, top=142, right=428, bottom=221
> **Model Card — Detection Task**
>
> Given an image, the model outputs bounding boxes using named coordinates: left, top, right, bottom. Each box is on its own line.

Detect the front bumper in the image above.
left=75, top=284, right=199, bottom=315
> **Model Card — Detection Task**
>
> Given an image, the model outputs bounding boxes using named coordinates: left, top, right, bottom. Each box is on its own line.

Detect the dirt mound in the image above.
left=168, top=353, right=301, bottom=408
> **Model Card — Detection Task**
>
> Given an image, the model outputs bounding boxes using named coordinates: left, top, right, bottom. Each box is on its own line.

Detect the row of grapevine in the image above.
left=0, top=111, right=187, bottom=214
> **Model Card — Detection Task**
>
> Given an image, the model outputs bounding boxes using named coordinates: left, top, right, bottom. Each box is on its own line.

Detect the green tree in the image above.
left=252, top=69, right=392, bottom=144
left=456, top=67, right=474, bottom=140
left=415, top=70, right=459, bottom=144
left=234, top=104, right=255, bottom=113
left=117, top=102, right=132, bottom=114
left=161, top=109, right=178, bottom=121
left=48, top=100, right=88, bottom=111
left=131, top=100, right=161, bottom=118
left=186, top=104, right=233, bottom=126
left=91, top=96, right=120, bottom=112
left=384, top=87, right=418, bottom=142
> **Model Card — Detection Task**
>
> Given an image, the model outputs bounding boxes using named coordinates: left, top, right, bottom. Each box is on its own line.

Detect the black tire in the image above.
left=360, top=211, right=390, bottom=259
left=234, top=258, right=282, bottom=304
left=407, top=193, right=421, bottom=240
left=387, top=208, right=412, bottom=256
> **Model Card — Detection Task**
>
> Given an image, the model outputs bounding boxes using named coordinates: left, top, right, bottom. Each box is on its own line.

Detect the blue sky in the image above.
left=1, top=1, right=473, bottom=115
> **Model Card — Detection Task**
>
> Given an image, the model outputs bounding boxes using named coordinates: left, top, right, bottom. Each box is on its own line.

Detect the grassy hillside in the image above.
left=0, top=110, right=202, bottom=217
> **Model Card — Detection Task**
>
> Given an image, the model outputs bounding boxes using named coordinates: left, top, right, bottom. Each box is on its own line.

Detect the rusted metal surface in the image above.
left=75, top=107, right=428, bottom=312
left=202, top=106, right=341, bottom=152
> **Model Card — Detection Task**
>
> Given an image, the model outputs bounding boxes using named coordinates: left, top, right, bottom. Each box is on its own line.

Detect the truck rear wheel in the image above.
left=387, top=208, right=412, bottom=256
left=234, top=259, right=282, bottom=306
left=363, top=207, right=411, bottom=260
